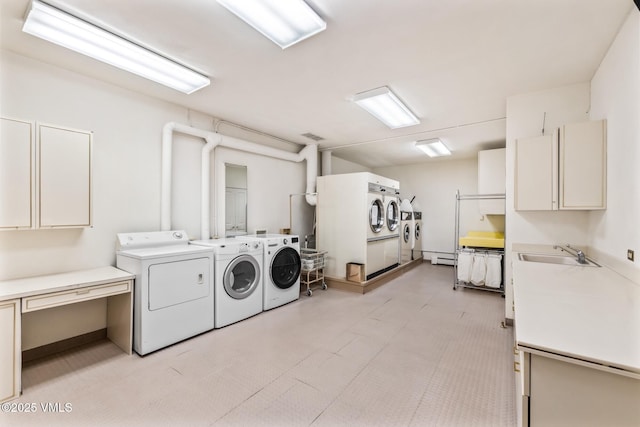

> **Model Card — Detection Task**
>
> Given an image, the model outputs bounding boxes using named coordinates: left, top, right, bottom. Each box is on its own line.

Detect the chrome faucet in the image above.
left=557, top=244, right=588, bottom=264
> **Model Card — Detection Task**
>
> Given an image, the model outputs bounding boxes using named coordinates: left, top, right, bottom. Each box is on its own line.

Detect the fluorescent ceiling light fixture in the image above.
left=353, top=86, right=420, bottom=129
left=217, top=0, right=326, bottom=49
left=22, top=0, right=210, bottom=94
left=416, top=139, right=451, bottom=157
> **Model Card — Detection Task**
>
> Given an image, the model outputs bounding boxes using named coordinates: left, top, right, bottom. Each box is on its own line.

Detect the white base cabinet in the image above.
left=0, top=300, right=20, bottom=403
left=516, top=351, right=640, bottom=427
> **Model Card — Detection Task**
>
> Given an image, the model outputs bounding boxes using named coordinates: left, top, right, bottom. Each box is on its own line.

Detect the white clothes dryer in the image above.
left=191, top=238, right=263, bottom=328
left=116, top=230, right=214, bottom=356
left=238, top=234, right=301, bottom=310
left=367, top=182, right=400, bottom=279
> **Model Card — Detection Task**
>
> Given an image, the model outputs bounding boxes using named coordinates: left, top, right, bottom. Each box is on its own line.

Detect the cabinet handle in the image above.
left=514, top=361, right=521, bottom=373
left=76, top=289, right=90, bottom=295
left=513, top=345, right=518, bottom=355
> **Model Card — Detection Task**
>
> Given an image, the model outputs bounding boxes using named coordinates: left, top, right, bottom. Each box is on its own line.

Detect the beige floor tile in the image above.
left=4, top=263, right=515, bottom=427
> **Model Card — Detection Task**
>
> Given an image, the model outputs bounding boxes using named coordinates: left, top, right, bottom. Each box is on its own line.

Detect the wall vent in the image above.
left=301, top=132, right=324, bottom=141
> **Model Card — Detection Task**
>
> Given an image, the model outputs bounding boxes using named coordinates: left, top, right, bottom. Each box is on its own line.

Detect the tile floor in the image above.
left=2, top=263, right=515, bottom=426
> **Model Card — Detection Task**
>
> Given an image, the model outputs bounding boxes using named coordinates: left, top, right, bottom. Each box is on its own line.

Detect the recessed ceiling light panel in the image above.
left=217, top=0, right=326, bottom=49
left=22, top=0, right=210, bottom=94
left=416, top=139, right=451, bottom=157
left=353, top=86, right=420, bottom=129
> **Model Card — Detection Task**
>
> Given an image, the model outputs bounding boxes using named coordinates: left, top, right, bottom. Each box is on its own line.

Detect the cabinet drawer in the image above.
left=22, top=281, right=131, bottom=313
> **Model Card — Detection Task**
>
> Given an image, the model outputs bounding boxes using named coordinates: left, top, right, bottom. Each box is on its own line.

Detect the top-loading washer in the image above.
left=190, top=238, right=263, bottom=328
left=116, top=230, right=214, bottom=356
left=237, top=234, right=301, bottom=310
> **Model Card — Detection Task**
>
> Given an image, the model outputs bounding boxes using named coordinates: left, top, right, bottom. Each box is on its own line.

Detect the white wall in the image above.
left=375, top=158, right=502, bottom=257
left=0, top=50, right=313, bottom=281
left=588, top=11, right=640, bottom=278
left=329, top=155, right=372, bottom=174
left=504, top=82, right=594, bottom=320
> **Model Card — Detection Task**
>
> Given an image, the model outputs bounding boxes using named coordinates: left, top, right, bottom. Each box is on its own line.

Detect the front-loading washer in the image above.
left=191, top=238, right=263, bottom=328
left=237, top=234, right=301, bottom=310
left=400, top=210, right=413, bottom=264
left=116, top=230, right=214, bottom=355
left=413, top=211, right=423, bottom=261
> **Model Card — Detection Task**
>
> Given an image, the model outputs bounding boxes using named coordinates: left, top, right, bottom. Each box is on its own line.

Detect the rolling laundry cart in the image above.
left=453, top=191, right=505, bottom=295
left=300, top=248, right=327, bottom=296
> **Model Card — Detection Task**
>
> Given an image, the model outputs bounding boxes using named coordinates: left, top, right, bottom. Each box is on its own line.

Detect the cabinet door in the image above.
left=0, top=118, right=34, bottom=229
left=514, top=348, right=530, bottom=427
left=38, top=124, right=92, bottom=228
left=0, top=299, right=21, bottom=403
left=559, top=120, right=606, bottom=210
left=514, top=131, right=558, bottom=211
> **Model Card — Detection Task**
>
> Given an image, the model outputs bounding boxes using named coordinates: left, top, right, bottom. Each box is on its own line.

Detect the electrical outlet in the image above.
left=628, top=249, right=635, bottom=262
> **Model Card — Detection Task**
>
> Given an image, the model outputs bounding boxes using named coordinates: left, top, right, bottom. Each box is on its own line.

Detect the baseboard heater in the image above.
left=430, top=254, right=455, bottom=266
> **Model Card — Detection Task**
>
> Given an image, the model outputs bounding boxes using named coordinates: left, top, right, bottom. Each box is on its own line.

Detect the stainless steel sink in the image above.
left=518, top=253, right=599, bottom=267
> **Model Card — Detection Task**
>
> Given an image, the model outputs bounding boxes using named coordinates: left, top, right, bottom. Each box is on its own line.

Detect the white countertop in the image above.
left=512, top=245, right=640, bottom=374
left=0, top=266, right=134, bottom=301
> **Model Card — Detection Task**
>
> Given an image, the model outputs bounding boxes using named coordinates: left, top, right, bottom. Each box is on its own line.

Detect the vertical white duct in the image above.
left=161, top=122, right=317, bottom=239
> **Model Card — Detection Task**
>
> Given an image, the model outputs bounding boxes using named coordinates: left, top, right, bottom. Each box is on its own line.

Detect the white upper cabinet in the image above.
left=559, top=120, right=606, bottom=210
left=38, top=124, right=92, bottom=228
left=0, top=118, right=92, bottom=230
left=478, top=148, right=506, bottom=214
left=515, top=120, right=606, bottom=211
left=0, top=118, right=34, bottom=229
left=515, top=131, right=558, bottom=211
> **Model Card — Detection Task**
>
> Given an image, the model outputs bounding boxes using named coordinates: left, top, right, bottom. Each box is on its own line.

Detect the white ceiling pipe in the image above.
left=161, top=122, right=213, bottom=232
left=161, top=121, right=317, bottom=239
left=201, top=134, right=221, bottom=240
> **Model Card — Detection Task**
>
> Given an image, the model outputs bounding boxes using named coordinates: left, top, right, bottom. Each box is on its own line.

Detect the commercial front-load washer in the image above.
left=191, top=238, right=263, bottom=328
left=412, top=210, right=423, bottom=261
left=238, top=234, right=301, bottom=310
left=116, top=230, right=214, bottom=355
left=400, top=198, right=414, bottom=264
left=400, top=211, right=413, bottom=264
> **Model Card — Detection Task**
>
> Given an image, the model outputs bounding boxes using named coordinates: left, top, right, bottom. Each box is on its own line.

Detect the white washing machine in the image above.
left=400, top=198, right=414, bottom=264
left=400, top=211, right=413, bottom=264
left=191, top=238, right=263, bottom=328
left=412, top=211, right=423, bottom=260
left=238, top=234, right=301, bottom=310
left=116, top=230, right=214, bottom=356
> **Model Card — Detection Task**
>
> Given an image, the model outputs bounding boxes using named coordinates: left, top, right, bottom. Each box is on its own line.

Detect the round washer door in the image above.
left=403, top=223, right=411, bottom=243
left=224, top=254, right=260, bottom=300
left=415, top=223, right=421, bottom=240
left=369, top=199, right=384, bottom=233
left=271, top=247, right=301, bottom=289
